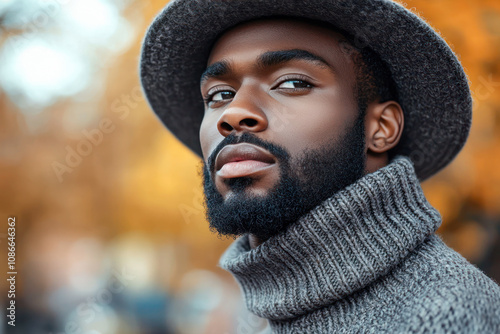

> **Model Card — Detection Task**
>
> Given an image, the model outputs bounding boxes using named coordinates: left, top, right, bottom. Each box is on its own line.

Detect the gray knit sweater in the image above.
left=218, top=156, right=500, bottom=333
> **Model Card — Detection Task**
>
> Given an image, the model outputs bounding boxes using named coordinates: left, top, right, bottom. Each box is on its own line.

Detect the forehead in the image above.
left=206, top=18, right=353, bottom=71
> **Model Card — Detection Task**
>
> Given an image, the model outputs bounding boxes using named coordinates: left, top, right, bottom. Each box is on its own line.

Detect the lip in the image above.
left=215, top=143, right=277, bottom=178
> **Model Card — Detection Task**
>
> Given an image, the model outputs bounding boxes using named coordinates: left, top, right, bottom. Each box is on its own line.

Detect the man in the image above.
left=140, top=0, right=500, bottom=332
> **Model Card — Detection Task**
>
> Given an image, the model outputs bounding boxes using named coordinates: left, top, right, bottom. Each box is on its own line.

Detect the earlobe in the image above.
left=365, top=101, right=404, bottom=154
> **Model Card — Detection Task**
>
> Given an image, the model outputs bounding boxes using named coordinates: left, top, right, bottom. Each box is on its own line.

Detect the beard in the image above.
left=201, top=113, right=366, bottom=242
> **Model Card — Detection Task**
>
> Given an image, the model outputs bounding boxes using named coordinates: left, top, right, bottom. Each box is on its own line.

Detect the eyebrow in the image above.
left=200, top=49, right=334, bottom=85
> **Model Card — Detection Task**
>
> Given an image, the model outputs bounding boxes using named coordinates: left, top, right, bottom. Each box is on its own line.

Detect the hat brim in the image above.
left=140, top=0, right=472, bottom=181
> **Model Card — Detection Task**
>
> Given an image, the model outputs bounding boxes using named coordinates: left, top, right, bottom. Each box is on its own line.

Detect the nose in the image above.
left=217, top=89, right=268, bottom=137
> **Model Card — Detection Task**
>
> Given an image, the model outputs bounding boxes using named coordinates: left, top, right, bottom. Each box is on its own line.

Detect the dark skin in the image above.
left=199, top=18, right=404, bottom=249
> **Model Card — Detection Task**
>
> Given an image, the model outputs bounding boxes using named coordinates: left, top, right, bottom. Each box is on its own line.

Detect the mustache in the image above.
left=207, top=133, right=290, bottom=173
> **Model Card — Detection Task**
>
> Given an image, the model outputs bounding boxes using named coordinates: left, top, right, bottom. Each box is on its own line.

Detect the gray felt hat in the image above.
left=140, top=0, right=472, bottom=181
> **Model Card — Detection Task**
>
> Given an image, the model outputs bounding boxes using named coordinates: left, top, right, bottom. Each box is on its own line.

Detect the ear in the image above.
left=364, top=100, right=404, bottom=155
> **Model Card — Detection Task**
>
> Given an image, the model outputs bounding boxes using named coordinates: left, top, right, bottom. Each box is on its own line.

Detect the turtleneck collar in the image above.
left=218, top=156, right=442, bottom=321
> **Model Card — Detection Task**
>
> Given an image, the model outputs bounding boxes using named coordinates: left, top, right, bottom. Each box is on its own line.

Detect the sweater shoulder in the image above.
left=410, top=234, right=500, bottom=290
left=402, top=283, right=500, bottom=333
left=398, top=235, right=500, bottom=333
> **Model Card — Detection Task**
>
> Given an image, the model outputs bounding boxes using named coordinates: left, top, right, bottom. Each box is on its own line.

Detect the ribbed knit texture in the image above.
left=218, top=156, right=500, bottom=333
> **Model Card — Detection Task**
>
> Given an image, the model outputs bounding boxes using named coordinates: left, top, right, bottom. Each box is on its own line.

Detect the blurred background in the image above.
left=0, top=0, right=499, bottom=333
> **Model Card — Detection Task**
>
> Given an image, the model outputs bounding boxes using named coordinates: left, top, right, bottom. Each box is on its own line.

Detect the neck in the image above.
left=218, top=156, right=441, bottom=320
left=249, top=234, right=263, bottom=249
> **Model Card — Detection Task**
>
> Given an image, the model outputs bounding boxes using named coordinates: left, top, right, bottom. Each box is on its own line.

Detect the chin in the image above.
left=217, top=175, right=279, bottom=201
left=224, top=187, right=274, bottom=201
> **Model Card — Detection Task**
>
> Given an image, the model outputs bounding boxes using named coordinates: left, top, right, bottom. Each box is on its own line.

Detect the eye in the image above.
left=203, top=88, right=235, bottom=107
left=277, top=79, right=313, bottom=89
left=211, top=91, right=235, bottom=102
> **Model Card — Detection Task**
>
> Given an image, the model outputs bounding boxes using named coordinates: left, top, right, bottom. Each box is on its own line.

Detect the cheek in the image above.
left=199, top=115, right=222, bottom=161
left=272, top=93, right=356, bottom=156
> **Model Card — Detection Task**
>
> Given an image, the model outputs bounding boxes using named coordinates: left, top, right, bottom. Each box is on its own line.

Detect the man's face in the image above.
left=199, top=18, right=366, bottom=241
